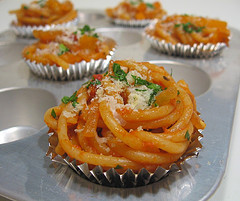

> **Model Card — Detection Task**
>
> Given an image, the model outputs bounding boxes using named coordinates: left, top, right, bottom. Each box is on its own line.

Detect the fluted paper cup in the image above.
left=24, top=48, right=115, bottom=81
left=46, top=129, right=203, bottom=187
left=109, top=17, right=153, bottom=28
left=144, top=21, right=228, bottom=58
left=10, top=17, right=79, bottom=38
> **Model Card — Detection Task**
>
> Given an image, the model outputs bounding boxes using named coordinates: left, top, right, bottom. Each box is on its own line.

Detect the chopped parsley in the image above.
left=110, top=63, right=163, bottom=106
left=175, top=22, right=205, bottom=33
left=131, top=75, right=162, bottom=105
left=185, top=130, right=190, bottom=141
left=38, top=0, right=45, bottom=7
left=51, top=109, right=57, bottom=119
left=110, top=63, right=128, bottom=84
left=58, top=44, right=70, bottom=56
left=114, top=164, right=123, bottom=169
left=26, top=51, right=30, bottom=55
left=23, top=6, right=28, bottom=10
left=177, top=90, right=180, bottom=95
left=85, top=78, right=101, bottom=89
left=146, top=3, right=154, bottom=8
left=61, top=91, right=78, bottom=108
left=92, top=33, right=99, bottom=38
left=130, top=0, right=143, bottom=5
left=78, top=25, right=99, bottom=38
left=104, top=71, right=108, bottom=76
left=135, top=89, right=147, bottom=92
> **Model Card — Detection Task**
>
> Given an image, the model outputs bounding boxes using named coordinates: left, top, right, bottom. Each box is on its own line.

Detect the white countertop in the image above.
left=0, top=0, right=239, bottom=200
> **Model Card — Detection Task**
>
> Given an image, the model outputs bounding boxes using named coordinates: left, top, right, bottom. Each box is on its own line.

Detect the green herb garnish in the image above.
left=177, top=90, right=180, bottom=95
left=85, top=78, right=101, bottom=89
left=110, top=63, right=128, bottom=84
left=58, top=44, right=70, bottom=56
left=135, top=89, right=147, bottom=92
left=77, top=25, right=99, bottom=38
left=79, top=25, right=95, bottom=34
left=175, top=22, right=205, bottom=33
left=37, top=0, right=45, bottom=7
left=130, top=0, right=143, bottom=5
left=92, top=33, right=99, bottom=38
left=185, top=130, right=190, bottom=141
left=61, top=91, right=78, bottom=108
left=174, top=24, right=181, bottom=28
left=115, top=165, right=123, bottom=169
left=23, top=6, right=28, bottom=10
left=131, top=75, right=162, bottom=105
left=51, top=109, right=57, bottom=119
left=145, top=3, right=154, bottom=8
left=104, top=71, right=108, bottom=76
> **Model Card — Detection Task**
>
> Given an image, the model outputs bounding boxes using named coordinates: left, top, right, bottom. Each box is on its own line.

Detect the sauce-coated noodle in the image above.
left=44, top=60, right=206, bottom=171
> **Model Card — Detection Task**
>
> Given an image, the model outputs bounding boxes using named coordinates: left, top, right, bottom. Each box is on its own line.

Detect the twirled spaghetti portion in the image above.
left=145, top=14, right=230, bottom=46
left=9, top=0, right=77, bottom=27
left=44, top=60, right=205, bottom=172
left=105, top=0, right=166, bottom=21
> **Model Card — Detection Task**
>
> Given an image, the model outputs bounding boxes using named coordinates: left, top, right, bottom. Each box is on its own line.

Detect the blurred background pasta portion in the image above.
left=0, top=0, right=239, bottom=32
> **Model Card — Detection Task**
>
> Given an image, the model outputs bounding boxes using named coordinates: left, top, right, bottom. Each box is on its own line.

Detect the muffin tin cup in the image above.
left=10, top=17, right=79, bottom=38
left=109, top=17, right=153, bottom=27
left=144, top=21, right=228, bottom=58
left=47, top=129, right=203, bottom=188
left=24, top=49, right=115, bottom=81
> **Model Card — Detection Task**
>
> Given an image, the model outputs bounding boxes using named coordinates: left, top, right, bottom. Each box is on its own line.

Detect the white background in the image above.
left=0, top=1, right=239, bottom=200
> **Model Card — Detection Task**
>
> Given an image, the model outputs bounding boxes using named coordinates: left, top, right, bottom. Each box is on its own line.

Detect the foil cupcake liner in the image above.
left=109, top=17, right=153, bottom=27
left=10, top=17, right=79, bottom=38
left=46, top=129, right=203, bottom=187
left=24, top=49, right=115, bottom=81
left=144, top=22, right=227, bottom=58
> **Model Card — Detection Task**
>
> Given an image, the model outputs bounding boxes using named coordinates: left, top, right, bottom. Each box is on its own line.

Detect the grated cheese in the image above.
left=62, top=111, right=75, bottom=118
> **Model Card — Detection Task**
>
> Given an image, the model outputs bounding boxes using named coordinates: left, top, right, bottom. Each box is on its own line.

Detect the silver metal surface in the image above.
left=0, top=9, right=240, bottom=201
left=108, top=17, right=153, bottom=27
left=10, top=17, right=79, bottom=38
left=0, top=87, right=57, bottom=144
left=96, top=27, right=143, bottom=46
left=24, top=48, right=115, bottom=81
left=47, top=129, right=202, bottom=188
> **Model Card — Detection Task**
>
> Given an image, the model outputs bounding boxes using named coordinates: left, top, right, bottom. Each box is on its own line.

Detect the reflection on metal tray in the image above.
left=0, top=9, right=240, bottom=201
left=0, top=87, right=57, bottom=145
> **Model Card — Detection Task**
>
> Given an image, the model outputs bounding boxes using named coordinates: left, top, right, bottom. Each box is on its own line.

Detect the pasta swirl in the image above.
left=45, top=60, right=206, bottom=171
left=145, top=14, right=230, bottom=46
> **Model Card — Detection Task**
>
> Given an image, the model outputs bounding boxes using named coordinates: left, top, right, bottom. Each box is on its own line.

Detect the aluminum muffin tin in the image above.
left=0, top=9, right=240, bottom=201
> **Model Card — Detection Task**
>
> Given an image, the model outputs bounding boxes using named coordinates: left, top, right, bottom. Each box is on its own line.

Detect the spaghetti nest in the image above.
left=22, top=25, right=116, bottom=70
left=145, top=14, right=230, bottom=46
left=105, top=0, right=166, bottom=21
left=44, top=60, right=206, bottom=172
left=9, top=0, right=77, bottom=27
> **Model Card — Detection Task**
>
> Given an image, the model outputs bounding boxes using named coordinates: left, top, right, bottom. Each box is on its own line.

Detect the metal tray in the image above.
left=0, top=10, right=240, bottom=201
